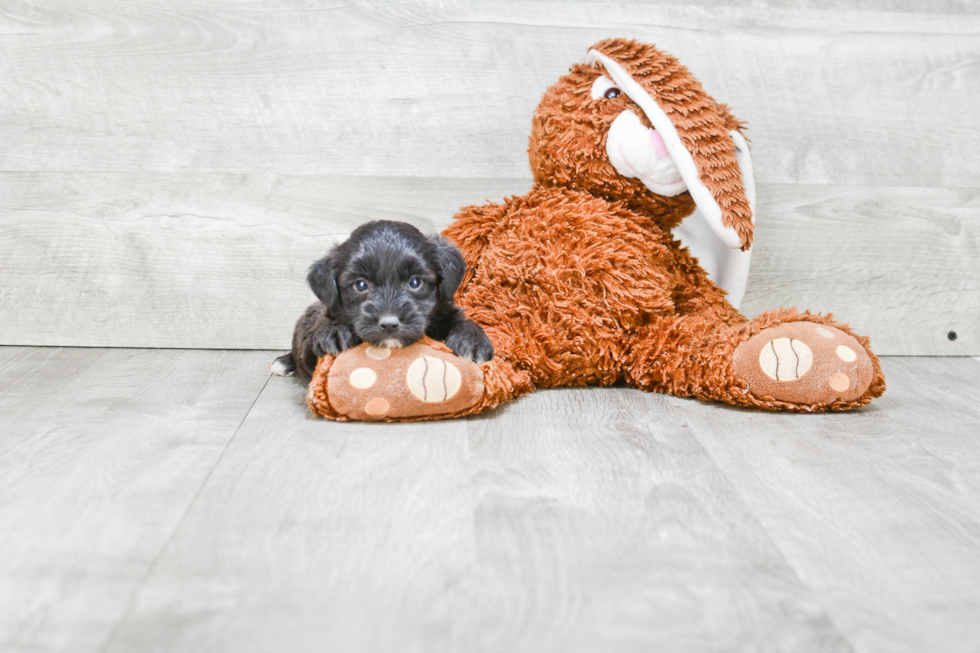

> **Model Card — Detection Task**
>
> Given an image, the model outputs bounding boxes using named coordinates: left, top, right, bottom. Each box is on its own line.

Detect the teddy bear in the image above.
left=306, top=38, right=886, bottom=422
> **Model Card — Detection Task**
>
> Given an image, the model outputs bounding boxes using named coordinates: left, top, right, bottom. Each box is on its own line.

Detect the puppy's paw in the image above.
left=269, top=353, right=296, bottom=376
left=446, top=321, right=494, bottom=364
left=311, top=323, right=360, bottom=357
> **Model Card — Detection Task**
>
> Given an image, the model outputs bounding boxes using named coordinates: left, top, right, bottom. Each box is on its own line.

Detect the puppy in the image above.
left=271, top=220, right=493, bottom=379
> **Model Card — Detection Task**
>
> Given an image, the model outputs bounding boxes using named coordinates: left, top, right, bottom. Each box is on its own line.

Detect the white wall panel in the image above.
left=0, top=1, right=976, bottom=353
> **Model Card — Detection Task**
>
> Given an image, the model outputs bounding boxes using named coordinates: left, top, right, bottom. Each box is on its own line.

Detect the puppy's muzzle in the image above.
left=357, top=294, right=427, bottom=348
left=378, top=314, right=400, bottom=333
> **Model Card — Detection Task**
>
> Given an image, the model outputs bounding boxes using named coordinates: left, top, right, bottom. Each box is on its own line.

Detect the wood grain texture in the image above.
left=740, top=184, right=980, bottom=356
left=1, top=1, right=978, bottom=187
left=101, top=375, right=481, bottom=653
left=445, top=389, right=848, bottom=652
left=0, top=172, right=531, bottom=349
left=0, top=174, right=974, bottom=354
left=1, top=1, right=977, bottom=353
left=687, top=356, right=980, bottom=653
left=102, top=375, right=849, bottom=653
left=525, top=0, right=980, bottom=12
left=2, top=349, right=978, bottom=652
left=0, top=346, right=274, bottom=653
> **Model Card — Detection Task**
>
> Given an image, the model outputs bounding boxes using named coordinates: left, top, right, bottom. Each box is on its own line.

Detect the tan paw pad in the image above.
left=363, top=397, right=390, bottom=416
left=835, top=345, right=857, bottom=362
left=349, top=367, right=377, bottom=389
left=758, top=338, right=812, bottom=381
left=365, top=346, right=391, bottom=360
left=829, top=372, right=850, bottom=392
left=406, top=356, right=462, bottom=403
left=325, top=340, right=484, bottom=421
left=733, top=322, right=874, bottom=406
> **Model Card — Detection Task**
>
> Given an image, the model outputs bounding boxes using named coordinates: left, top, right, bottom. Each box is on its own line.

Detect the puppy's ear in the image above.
left=429, top=235, right=466, bottom=303
left=307, top=252, right=341, bottom=311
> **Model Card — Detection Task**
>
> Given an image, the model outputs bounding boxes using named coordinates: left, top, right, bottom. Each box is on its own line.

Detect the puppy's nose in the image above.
left=378, top=315, right=401, bottom=332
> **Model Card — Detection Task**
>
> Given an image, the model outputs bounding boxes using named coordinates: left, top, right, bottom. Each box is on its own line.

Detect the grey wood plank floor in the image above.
left=1, top=347, right=978, bottom=653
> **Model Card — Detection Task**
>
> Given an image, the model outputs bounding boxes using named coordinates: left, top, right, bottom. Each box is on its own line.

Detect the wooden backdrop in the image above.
left=1, top=0, right=977, bottom=355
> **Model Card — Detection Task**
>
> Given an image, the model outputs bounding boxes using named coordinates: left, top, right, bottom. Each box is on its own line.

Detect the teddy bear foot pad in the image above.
left=732, top=322, right=874, bottom=407
left=325, top=341, right=484, bottom=421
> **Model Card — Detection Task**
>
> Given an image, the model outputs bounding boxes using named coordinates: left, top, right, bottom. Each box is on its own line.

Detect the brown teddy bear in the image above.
left=307, top=38, right=886, bottom=422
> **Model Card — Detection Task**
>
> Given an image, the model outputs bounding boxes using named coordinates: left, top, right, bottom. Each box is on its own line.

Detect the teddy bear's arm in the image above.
left=442, top=200, right=512, bottom=298
left=442, top=202, right=508, bottom=267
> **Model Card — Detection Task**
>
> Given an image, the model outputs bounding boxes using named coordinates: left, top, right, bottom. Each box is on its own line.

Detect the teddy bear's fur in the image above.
left=306, top=39, right=885, bottom=421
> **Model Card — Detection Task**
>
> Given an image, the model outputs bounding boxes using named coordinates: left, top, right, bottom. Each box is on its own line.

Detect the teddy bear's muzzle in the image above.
left=606, top=110, right=688, bottom=197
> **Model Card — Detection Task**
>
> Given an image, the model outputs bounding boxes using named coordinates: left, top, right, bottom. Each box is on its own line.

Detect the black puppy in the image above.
left=271, top=220, right=493, bottom=379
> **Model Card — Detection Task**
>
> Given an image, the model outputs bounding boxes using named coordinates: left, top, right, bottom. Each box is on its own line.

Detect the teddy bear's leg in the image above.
left=457, top=356, right=536, bottom=417
left=623, top=309, right=885, bottom=411
left=307, top=337, right=536, bottom=422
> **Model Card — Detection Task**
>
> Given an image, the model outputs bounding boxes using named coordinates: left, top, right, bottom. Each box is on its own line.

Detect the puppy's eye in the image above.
left=604, top=87, right=621, bottom=99
left=354, top=280, right=369, bottom=292
left=407, top=277, right=422, bottom=290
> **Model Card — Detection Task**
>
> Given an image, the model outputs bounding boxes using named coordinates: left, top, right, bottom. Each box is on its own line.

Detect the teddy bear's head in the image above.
left=529, top=39, right=754, bottom=250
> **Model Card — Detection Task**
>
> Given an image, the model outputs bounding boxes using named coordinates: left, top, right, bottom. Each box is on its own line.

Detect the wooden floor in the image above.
left=1, top=347, right=977, bottom=653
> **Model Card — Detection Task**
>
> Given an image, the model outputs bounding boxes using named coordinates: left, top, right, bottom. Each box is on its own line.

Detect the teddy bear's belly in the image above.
left=456, top=202, right=677, bottom=383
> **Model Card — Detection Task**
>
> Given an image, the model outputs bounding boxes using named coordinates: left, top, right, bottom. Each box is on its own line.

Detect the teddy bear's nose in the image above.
left=649, top=129, right=669, bottom=160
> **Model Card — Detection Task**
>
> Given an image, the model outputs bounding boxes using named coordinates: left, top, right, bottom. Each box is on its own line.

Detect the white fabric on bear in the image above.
left=606, top=110, right=689, bottom=198
left=585, top=49, right=757, bottom=308
left=586, top=49, right=743, bottom=250
left=590, top=75, right=618, bottom=100
left=672, top=130, right=756, bottom=309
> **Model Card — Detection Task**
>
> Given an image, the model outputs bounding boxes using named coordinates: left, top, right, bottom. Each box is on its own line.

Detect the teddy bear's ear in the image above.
left=672, top=126, right=756, bottom=309
left=587, top=40, right=754, bottom=252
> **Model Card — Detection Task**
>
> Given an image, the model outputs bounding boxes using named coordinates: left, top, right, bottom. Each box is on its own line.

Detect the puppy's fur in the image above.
left=271, top=220, right=493, bottom=379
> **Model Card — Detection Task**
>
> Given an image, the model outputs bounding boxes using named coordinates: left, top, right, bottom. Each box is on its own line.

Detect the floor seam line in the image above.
left=96, top=373, right=273, bottom=653
left=682, top=419, right=859, bottom=653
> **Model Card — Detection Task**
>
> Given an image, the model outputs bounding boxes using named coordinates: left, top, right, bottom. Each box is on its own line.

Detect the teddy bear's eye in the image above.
left=590, top=75, right=622, bottom=101
left=354, top=280, right=369, bottom=292
left=408, top=277, right=422, bottom=290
